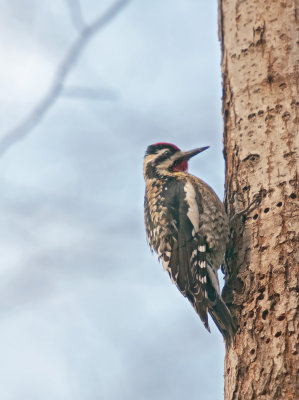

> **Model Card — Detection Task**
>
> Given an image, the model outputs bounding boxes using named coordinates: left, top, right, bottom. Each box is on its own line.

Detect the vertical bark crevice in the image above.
left=219, top=0, right=299, bottom=399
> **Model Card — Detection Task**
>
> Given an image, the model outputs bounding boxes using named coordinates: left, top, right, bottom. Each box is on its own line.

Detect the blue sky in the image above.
left=0, top=1, right=226, bottom=399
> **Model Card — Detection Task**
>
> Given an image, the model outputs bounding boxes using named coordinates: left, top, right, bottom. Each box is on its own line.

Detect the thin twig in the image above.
left=0, top=0, right=132, bottom=157
left=66, top=0, right=85, bottom=31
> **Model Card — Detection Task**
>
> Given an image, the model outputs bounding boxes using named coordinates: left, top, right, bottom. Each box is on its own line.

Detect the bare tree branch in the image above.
left=66, top=0, right=85, bottom=31
left=0, top=0, right=132, bottom=157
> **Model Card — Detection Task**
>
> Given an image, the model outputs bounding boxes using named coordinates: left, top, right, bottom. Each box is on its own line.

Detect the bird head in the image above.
left=143, top=142, right=209, bottom=178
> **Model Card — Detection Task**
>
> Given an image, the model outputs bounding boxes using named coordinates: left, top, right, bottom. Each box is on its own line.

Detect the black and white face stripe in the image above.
left=145, top=143, right=180, bottom=157
left=143, top=144, right=181, bottom=178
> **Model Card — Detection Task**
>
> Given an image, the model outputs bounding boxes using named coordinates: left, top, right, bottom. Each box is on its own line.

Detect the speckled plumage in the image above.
left=143, top=143, right=235, bottom=343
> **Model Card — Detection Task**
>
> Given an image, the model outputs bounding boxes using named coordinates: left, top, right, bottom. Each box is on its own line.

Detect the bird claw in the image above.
left=229, top=188, right=266, bottom=225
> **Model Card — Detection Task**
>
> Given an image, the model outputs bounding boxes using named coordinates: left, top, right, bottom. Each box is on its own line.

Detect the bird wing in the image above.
left=160, top=178, right=211, bottom=330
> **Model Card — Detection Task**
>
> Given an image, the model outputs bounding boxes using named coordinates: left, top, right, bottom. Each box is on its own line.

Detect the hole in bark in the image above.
left=275, top=331, right=282, bottom=338
left=243, top=321, right=247, bottom=327
left=250, top=348, right=255, bottom=355
left=290, top=193, right=296, bottom=199
left=276, top=202, right=282, bottom=207
left=261, top=390, right=267, bottom=395
left=271, top=302, right=278, bottom=311
left=262, top=310, right=268, bottom=320
left=284, top=151, right=296, bottom=159
left=265, top=338, right=270, bottom=343
left=248, top=113, right=256, bottom=121
left=253, top=214, right=258, bottom=220
left=270, top=293, right=280, bottom=303
left=289, top=178, right=296, bottom=186
left=260, top=246, right=269, bottom=252
left=248, top=310, right=254, bottom=318
left=259, top=274, right=265, bottom=280
left=277, top=314, right=285, bottom=321
left=275, top=104, right=283, bottom=113
left=258, top=110, right=264, bottom=116
left=282, top=111, right=290, bottom=121
left=267, top=74, right=274, bottom=83
left=242, top=185, right=250, bottom=192
left=264, top=207, right=270, bottom=213
left=242, top=153, right=260, bottom=163
left=257, top=293, right=264, bottom=300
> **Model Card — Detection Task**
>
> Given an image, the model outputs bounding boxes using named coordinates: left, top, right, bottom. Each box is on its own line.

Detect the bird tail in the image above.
left=208, top=296, right=236, bottom=346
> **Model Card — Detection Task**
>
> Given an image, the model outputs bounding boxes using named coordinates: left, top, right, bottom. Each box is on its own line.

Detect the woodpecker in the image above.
left=143, top=142, right=236, bottom=343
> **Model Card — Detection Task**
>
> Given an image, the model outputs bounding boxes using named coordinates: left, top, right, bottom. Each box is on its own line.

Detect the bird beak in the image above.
left=179, top=146, right=209, bottom=161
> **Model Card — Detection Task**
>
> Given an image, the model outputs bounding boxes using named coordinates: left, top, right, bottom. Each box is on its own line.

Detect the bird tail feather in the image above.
left=208, top=296, right=236, bottom=346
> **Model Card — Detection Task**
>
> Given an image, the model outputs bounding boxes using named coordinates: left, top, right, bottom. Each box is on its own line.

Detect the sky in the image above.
left=0, top=1, right=226, bottom=399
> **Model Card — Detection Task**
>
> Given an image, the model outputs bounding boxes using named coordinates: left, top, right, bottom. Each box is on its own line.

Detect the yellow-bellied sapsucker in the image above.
left=143, top=142, right=236, bottom=343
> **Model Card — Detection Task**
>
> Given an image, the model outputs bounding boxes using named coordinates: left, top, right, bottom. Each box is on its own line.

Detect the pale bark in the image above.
left=218, top=0, right=299, bottom=399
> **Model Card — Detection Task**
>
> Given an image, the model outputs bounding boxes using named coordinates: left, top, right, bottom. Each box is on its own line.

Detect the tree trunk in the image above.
left=218, top=0, right=299, bottom=399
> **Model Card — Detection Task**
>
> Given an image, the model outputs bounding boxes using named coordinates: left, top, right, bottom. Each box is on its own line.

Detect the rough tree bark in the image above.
left=218, top=0, right=299, bottom=399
